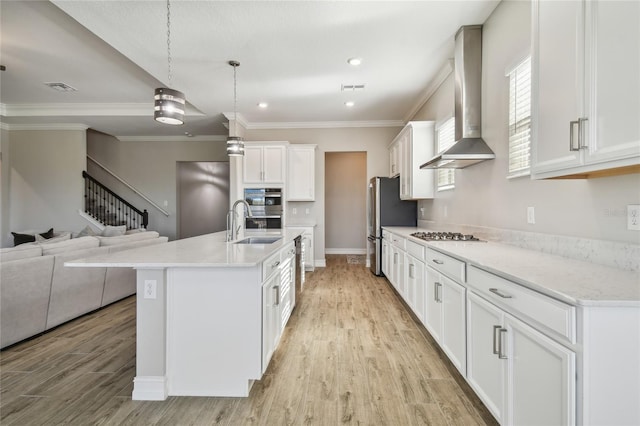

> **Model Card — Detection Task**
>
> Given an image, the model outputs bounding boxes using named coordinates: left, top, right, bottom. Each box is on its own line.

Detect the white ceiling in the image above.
left=0, top=0, right=500, bottom=139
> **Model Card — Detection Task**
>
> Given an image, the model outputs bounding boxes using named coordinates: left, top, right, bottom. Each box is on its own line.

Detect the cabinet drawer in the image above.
left=406, top=239, right=425, bottom=260
left=425, top=248, right=465, bottom=282
left=382, top=230, right=391, bottom=240
left=390, top=234, right=405, bottom=250
left=467, top=266, right=576, bottom=344
left=262, top=251, right=282, bottom=282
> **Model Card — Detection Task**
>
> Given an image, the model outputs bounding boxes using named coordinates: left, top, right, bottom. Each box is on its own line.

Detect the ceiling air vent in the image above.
left=341, top=84, right=365, bottom=92
left=44, top=82, right=77, bottom=92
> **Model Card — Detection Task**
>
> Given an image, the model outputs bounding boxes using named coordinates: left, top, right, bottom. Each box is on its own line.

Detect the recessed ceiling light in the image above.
left=345, top=101, right=355, bottom=107
left=257, top=102, right=268, bottom=108
left=347, top=57, right=362, bottom=66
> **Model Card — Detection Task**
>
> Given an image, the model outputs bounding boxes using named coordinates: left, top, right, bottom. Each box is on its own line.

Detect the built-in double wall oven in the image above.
left=244, top=188, right=283, bottom=229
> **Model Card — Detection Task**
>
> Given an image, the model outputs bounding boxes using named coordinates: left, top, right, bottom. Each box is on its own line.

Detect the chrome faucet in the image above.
left=227, top=199, right=253, bottom=241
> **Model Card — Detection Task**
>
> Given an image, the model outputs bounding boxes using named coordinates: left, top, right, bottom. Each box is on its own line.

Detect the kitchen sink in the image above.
left=234, top=237, right=282, bottom=245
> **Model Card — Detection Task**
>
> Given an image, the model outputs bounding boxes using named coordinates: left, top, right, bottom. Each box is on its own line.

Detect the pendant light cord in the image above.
left=166, top=0, right=172, bottom=87
left=233, top=63, right=238, bottom=136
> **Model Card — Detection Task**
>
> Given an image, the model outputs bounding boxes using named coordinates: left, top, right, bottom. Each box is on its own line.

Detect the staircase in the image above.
left=82, top=171, right=148, bottom=229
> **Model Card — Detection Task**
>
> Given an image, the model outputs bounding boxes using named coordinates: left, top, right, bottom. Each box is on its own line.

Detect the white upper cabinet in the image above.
left=532, top=0, right=640, bottom=179
left=388, top=121, right=435, bottom=199
left=286, top=145, right=316, bottom=201
left=243, top=143, right=286, bottom=184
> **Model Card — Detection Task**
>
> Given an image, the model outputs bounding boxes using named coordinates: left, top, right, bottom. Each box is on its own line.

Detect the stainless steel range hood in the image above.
left=421, top=25, right=495, bottom=169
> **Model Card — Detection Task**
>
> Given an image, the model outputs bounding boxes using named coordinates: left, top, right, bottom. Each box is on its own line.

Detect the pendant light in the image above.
left=226, top=60, right=245, bottom=156
left=154, top=0, right=185, bottom=125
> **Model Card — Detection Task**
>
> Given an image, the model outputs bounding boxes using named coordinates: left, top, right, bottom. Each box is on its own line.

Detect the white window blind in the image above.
left=436, top=117, right=456, bottom=190
left=507, top=56, right=532, bottom=177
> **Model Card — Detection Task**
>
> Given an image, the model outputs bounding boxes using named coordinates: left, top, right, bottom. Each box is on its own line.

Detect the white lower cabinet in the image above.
left=424, top=267, right=466, bottom=375
left=261, top=243, right=296, bottom=373
left=405, top=254, right=425, bottom=324
left=467, top=291, right=576, bottom=425
left=381, top=237, right=390, bottom=277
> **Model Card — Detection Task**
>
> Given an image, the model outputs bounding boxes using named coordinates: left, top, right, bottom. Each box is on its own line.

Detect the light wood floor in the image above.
left=1, top=255, right=497, bottom=425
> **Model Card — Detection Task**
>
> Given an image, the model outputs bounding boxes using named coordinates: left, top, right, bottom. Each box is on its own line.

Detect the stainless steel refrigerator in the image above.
left=367, top=177, right=417, bottom=276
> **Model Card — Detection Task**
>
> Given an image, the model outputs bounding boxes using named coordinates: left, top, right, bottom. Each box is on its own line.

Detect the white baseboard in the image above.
left=325, top=248, right=367, bottom=255
left=132, top=376, right=168, bottom=401
left=315, top=258, right=326, bottom=268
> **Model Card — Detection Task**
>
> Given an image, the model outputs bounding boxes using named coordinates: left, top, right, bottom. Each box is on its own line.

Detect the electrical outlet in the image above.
left=420, top=207, right=425, bottom=218
left=527, top=207, right=535, bottom=224
left=144, top=280, right=157, bottom=299
left=305, top=208, right=310, bottom=215
left=628, top=205, right=640, bottom=231
left=292, top=207, right=297, bottom=215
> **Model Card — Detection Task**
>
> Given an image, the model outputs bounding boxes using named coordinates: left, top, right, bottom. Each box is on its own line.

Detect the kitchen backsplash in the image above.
left=418, top=220, right=639, bottom=272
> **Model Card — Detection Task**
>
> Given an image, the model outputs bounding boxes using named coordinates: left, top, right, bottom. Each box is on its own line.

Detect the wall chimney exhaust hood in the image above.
left=421, top=25, right=495, bottom=169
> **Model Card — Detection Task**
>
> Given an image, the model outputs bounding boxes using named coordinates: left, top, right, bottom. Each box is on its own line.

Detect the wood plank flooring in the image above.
left=1, top=255, right=498, bottom=425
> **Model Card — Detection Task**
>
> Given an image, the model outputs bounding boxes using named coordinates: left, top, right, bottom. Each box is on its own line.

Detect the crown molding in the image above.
left=1, top=103, right=203, bottom=116
left=403, top=59, right=454, bottom=122
left=246, top=120, right=405, bottom=130
left=116, top=135, right=227, bottom=142
left=0, top=122, right=89, bottom=131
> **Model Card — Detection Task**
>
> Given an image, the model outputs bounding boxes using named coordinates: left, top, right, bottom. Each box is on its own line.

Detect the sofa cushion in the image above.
left=40, top=236, right=99, bottom=256
left=97, top=231, right=160, bottom=247
left=1, top=255, right=55, bottom=348
left=0, top=245, right=43, bottom=263
left=36, top=232, right=71, bottom=243
left=102, top=225, right=126, bottom=237
left=75, top=225, right=98, bottom=238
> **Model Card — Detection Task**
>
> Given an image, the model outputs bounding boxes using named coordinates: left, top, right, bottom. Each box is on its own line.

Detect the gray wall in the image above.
left=413, top=0, right=640, bottom=244
left=325, top=151, right=367, bottom=253
left=87, top=130, right=229, bottom=241
left=1, top=128, right=87, bottom=247
left=244, top=127, right=399, bottom=264
left=177, top=161, right=230, bottom=239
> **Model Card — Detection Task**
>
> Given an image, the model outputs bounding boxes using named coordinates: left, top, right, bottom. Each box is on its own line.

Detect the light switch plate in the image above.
left=628, top=205, right=640, bottom=231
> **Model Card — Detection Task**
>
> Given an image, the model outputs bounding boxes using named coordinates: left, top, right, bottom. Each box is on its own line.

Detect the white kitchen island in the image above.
left=66, top=230, right=302, bottom=401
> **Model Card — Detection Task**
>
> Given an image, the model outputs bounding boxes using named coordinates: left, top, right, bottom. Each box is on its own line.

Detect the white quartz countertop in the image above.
left=383, top=226, right=640, bottom=307
left=65, top=229, right=303, bottom=269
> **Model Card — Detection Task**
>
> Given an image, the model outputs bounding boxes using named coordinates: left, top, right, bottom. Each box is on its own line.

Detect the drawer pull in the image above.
left=272, top=260, right=281, bottom=268
left=274, top=285, right=280, bottom=306
left=489, top=288, right=512, bottom=299
left=432, top=259, right=444, bottom=265
left=409, top=264, right=415, bottom=279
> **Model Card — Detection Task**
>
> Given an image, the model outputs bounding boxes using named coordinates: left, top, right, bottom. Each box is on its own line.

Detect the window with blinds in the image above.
left=436, top=117, right=456, bottom=190
left=507, top=56, right=532, bottom=177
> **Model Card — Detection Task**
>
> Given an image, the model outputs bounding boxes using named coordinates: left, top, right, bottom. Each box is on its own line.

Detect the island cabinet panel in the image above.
left=165, top=267, right=263, bottom=397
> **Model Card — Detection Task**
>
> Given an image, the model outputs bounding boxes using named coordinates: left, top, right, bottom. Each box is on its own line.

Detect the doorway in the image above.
left=177, top=161, right=229, bottom=239
left=325, top=152, right=367, bottom=254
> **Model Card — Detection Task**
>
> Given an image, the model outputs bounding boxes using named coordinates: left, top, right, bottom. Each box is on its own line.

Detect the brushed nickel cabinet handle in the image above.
left=272, top=260, right=280, bottom=268
left=274, top=285, right=280, bottom=306
left=432, top=259, right=444, bottom=265
left=578, top=117, right=588, bottom=149
left=489, top=288, right=512, bottom=299
left=493, top=325, right=501, bottom=355
left=498, top=328, right=508, bottom=359
left=409, top=264, right=415, bottom=279
left=569, top=120, right=580, bottom=151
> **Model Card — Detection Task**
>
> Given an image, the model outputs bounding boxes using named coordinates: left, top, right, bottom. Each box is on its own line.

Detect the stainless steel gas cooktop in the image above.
left=410, top=231, right=483, bottom=242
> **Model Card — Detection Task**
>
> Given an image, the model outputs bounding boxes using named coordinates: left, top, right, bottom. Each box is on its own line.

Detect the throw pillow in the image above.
left=11, top=232, right=36, bottom=246
left=76, top=225, right=98, bottom=238
left=39, top=228, right=54, bottom=239
left=37, top=232, right=72, bottom=244
left=102, top=225, right=127, bottom=237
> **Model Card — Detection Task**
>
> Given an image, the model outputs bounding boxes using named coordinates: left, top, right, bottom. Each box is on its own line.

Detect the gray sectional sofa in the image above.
left=0, top=231, right=168, bottom=348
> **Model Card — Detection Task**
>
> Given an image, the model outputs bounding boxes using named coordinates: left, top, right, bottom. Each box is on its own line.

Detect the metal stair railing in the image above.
left=82, top=171, right=148, bottom=229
